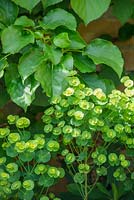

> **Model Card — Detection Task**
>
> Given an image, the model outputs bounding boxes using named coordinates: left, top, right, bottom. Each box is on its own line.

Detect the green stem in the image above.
left=84, top=173, right=88, bottom=200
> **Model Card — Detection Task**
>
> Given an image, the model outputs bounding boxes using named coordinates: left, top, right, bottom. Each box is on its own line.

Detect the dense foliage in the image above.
left=1, top=74, right=134, bottom=199
left=0, top=0, right=128, bottom=111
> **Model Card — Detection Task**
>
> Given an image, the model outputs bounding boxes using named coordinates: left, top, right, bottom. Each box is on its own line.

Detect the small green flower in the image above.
left=36, top=138, right=45, bottom=149
left=114, top=124, right=124, bottom=133
left=67, top=109, right=75, bottom=117
left=61, top=149, right=69, bottom=156
left=94, top=106, right=102, bottom=114
left=93, top=88, right=106, bottom=101
left=48, top=192, right=55, bottom=199
left=108, top=153, right=119, bottom=166
left=124, top=79, right=133, bottom=88
left=44, top=124, right=53, bottom=133
left=48, top=167, right=60, bottom=178
left=11, top=181, right=21, bottom=190
left=81, top=131, right=91, bottom=140
left=47, top=140, right=60, bottom=152
left=59, top=168, right=65, bottom=178
left=119, top=154, right=125, bottom=161
left=51, top=96, right=61, bottom=104
left=97, top=154, right=107, bottom=165
left=42, top=115, right=52, bottom=124
left=0, top=172, right=9, bottom=180
left=84, top=87, right=93, bottom=96
left=74, top=173, right=85, bottom=184
left=78, top=164, right=90, bottom=173
left=106, top=129, right=116, bottom=139
left=0, top=157, right=6, bottom=165
left=68, top=77, right=80, bottom=86
left=75, top=90, right=85, bottom=99
left=15, top=141, right=26, bottom=153
left=59, top=99, right=69, bottom=107
left=6, top=163, right=18, bottom=173
left=63, top=125, right=73, bottom=134
left=79, top=100, right=90, bottom=110
left=55, top=110, right=64, bottom=119
left=121, top=160, right=130, bottom=168
left=74, top=111, right=84, bottom=120
left=26, top=140, right=38, bottom=152
left=44, top=107, right=54, bottom=115
left=8, top=133, right=20, bottom=143
left=0, top=128, right=10, bottom=138
left=23, top=180, right=34, bottom=191
left=57, top=120, right=65, bottom=128
left=72, top=128, right=81, bottom=137
left=53, top=127, right=62, bottom=136
left=34, top=164, right=47, bottom=175
left=120, top=76, right=129, bottom=83
left=40, top=196, right=49, bottom=200
left=88, top=117, right=98, bottom=126
left=96, top=166, right=107, bottom=176
left=7, top=115, right=19, bottom=125
left=16, top=117, right=30, bottom=129
left=63, top=87, right=74, bottom=96
left=65, top=153, right=75, bottom=164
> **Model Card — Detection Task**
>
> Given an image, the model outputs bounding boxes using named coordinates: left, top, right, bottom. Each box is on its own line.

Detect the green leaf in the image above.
left=44, top=44, right=63, bottom=65
left=1, top=25, right=34, bottom=54
left=19, top=151, right=35, bottom=162
left=32, top=86, right=49, bottom=107
left=68, top=30, right=86, bottom=49
left=84, top=39, right=124, bottom=78
left=0, top=0, right=18, bottom=26
left=42, top=0, right=63, bottom=8
left=71, top=0, right=111, bottom=25
left=112, top=0, right=134, bottom=24
left=35, top=62, right=69, bottom=96
left=81, top=73, right=107, bottom=92
left=35, top=149, right=51, bottom=163
left=6, top=145, right=18, bottom=157
left=67, top=183, right=82, bottom=196
left=73, top=53, right=96, bottom=73
left=5, top=65, right=39, bottom=111
left=14, top=16, right=35, bottom=27
left=11, top=0, right=40, bottom=11
left=97, top=183, right=111, bottom=197
left=61, top=54, right=73, bottom=70
left=41, top=8, right=77, bottom=31
left=35, top=63, right=51, bottom=96
left=18, top=48, right=44, bottom=81
left=53, top=32, right=70, bottom=48
left=39, top=174, right=54, bottom=187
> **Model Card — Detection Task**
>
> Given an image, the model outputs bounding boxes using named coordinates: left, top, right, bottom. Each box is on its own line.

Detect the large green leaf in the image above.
left=1, top=25, right=34, bottom=54
left=84, top=39, right=124, bottom=78
left=35, top=62, right=69, bottom=96
left=0, top=0, right=18, bottom=26
left=5, top=65, right=39, bottom=111
left=71, top=0, right=111, bottom=24
left=18, top=48, right=44, bottom=81
left=73, top=53, right=96, bottom=73
left=14, top=16, right=35, bottom=27
left=44, top=44, right=63, bottom=65
left=11, top=0, right=40, bottom=11
left=68, top=30, right=86, bottom=49
left=53, top=32, right=70, bottom=48
left=112, top=0, right=134, bottom=24
left=81, top=73, right=115, bottom=94
left=42, top=0, right=63, bottom=8
left=41, top=8, right=77, bottom=31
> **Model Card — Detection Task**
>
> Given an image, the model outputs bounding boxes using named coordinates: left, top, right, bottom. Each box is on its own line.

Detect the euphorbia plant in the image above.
left=0, top=116, right=64, bottom=200
left=42, top=72, right=134, bottom=200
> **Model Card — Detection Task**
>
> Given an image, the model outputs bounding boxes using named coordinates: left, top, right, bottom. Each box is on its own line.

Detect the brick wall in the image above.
left=78, top=11, right=134, bottom=72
